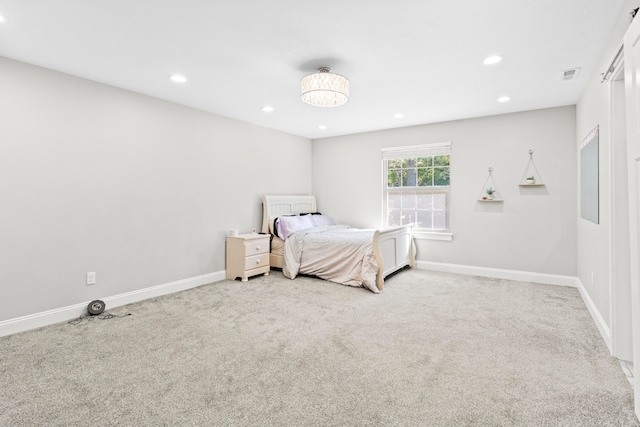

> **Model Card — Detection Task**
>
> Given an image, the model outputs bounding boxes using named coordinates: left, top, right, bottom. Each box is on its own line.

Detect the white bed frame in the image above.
left=261, top=194, right=415, bottom=290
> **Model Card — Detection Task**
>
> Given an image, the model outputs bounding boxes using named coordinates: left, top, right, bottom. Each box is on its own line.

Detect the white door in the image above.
left=624, top=14, right=640, bottom=418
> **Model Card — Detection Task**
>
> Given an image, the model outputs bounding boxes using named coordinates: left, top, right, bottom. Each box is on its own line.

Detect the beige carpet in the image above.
left=1, top=269, right=637, bottom=426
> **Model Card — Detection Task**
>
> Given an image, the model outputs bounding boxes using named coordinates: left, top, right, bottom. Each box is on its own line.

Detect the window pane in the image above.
left=434, top=154, right=450, bottom=166
left=404, top=168, right=418, bottom=186
left=416, top=157, right=432, bottom=167
left=401, top=210, right=415, bottom=226
left=417, top=168, right=432, bottom=186
left=402, top=193, right=416, bottom=209
left=417, top=193, right=432, bottom=209
left=388, top=159, right=402, bottom=169
left=388, top=169, right=402, bottom=187
left=388, top=193, right=402, bottom=209
left=434, top=167, right=450, bottom=186
left=417, top=210, right=433, bottom=229
left=433, top=193, right=447, bottom=209
left=388, top=210, right=401, bottom=227
left=402, top=158, right=417, bottom=168
left=433, top=210, right=448, bottom=229
left=390, top=170, right=408, bottom=187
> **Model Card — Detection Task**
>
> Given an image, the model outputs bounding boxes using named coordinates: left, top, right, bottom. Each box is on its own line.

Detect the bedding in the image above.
left=283, top=225, right=379, bottom=293
left=274, top=214, right=335, bottom=240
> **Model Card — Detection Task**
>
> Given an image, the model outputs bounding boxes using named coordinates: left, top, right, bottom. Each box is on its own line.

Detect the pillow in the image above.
left=311, top=214, right=335, bottom=227
left=274, top=214, right=336, bottom=240
left=270, top=215, right=294, bottom=236
left=276, top=215, right=313, bottom=240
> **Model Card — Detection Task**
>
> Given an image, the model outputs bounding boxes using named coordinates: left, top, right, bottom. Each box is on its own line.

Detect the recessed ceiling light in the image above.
left=262, top=106, right=274, bottom=112
left=0, top=14, right=6, bottom=22
left=483, top=55, right=503, bottom=65
left=497, top=96, right=511, bottom=103
left=394, top=113, right=404, bottom=119
left=169, top=74, right=187, bottom=83
left=318, top=125, right=327, bottom=130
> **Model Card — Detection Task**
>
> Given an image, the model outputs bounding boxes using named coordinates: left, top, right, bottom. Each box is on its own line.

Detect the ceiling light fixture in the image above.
left=483, top=55, right=503, bottom=65
left=0, top=14, right=6, bottom=22
left=497, top=96, right=511, bottom=103
left=318, top=125, right=327, bottom=130
left=394, top=113, right=404, bottom=119
left=169, top=74, right=187, bottom=83
left=262, top=106, right=274, bottom=112
left=301, top=67, right=349, bottom=107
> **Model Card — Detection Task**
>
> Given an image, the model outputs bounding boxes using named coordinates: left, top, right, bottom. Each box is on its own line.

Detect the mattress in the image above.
left=271, top=235, right=285, bottom=257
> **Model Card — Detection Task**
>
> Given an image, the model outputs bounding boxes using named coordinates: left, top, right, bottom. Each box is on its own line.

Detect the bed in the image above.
left=261, top=194, right=415, bottom=293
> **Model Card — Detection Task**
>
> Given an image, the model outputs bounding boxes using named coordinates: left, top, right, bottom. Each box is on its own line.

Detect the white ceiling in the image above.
left=0, top=0, right=628, bottom=139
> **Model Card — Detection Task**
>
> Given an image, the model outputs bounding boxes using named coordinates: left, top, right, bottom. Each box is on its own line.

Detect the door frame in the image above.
left=623, top=14, right=640, bottom=418
left=609, top=53, right=633, bottom=362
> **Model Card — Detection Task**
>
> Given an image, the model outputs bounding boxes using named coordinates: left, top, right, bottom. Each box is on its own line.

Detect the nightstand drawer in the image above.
left=245, top=253, right=269, bottom=270
left=245, top=239, right=269, bottom=256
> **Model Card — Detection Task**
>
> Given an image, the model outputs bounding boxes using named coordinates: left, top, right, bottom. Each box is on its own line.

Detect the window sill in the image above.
left=413, top=231, right=453, bottom=241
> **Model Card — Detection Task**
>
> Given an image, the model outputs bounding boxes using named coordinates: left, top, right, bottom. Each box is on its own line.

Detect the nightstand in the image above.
left=226, top=233, right=270, bottom=281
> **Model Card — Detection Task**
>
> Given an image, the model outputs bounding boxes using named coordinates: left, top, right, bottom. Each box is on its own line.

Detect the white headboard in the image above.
left=262, top=195, right=317, bottom=233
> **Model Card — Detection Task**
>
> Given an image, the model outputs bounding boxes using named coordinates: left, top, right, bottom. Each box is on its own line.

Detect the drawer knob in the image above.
left=256, top=246, right=260, bottom=250
left=256, top=259, right=260, bottom=264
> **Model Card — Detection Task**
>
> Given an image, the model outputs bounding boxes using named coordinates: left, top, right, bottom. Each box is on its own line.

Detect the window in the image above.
left=382, top=143, right=451, bottom=236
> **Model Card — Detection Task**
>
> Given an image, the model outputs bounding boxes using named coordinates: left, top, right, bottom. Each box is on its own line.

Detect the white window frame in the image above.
left=382, top=142, right=453, bottom=241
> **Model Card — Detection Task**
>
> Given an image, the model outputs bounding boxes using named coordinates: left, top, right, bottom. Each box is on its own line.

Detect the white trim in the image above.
left=416, top=261, right=612, bottom=353
left=576, top=278, right=612, bottom=352
left=0, top=270, right=226, bottom=337
left=3, top=264, right=614, bottom=360
left=380, top=141, right=451, bottom=159
left=413, top=231, right=453, bottom=241
left=607, top=56, right=633, bottom=361
left=417, top=261, right=578, bottom=287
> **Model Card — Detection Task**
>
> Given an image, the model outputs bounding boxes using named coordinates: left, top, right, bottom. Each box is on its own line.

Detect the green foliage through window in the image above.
left=386, top=155, right=450, bottom=188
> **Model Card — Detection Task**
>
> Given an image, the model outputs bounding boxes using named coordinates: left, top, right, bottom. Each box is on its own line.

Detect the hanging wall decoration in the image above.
left=479, top=167, right=503, bottom=202
left=520, top=150, right=545, bottom=186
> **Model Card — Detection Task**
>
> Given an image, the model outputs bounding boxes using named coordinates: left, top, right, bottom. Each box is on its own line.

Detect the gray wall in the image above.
left=312, top=106, right=577, bottom=276
left=0, top=57, right=312, bottom=321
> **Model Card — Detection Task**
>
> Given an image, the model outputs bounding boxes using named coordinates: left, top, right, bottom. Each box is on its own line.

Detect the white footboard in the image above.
left=373, top=225, right=415, bottom=290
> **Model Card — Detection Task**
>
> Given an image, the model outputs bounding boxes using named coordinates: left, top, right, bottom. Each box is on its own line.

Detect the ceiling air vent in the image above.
left=561, top=68, right=581, bottom=80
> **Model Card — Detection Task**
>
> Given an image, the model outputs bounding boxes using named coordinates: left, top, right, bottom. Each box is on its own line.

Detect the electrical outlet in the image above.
left=86, top=272, right=96, bottom=285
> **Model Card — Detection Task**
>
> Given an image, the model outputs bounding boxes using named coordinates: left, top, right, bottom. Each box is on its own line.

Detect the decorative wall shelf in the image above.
left=478, top=167, right=503, bottom=202
left=520, top=150, right=545, bottom=186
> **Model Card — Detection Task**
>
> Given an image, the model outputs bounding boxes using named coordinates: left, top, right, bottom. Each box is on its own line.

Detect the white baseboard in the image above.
left=0, top=270, right=226, bottom=338
left=416, top=261, right=579, bottom=287
left=575, top=278, right=612, bottom=352
left=416, top=261, right=612, bottom=353
left=3, top=263, right=613, bottom=357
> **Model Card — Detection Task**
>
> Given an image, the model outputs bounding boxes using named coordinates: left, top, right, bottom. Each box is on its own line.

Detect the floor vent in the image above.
left=562, top=68, right=581, bottom=80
